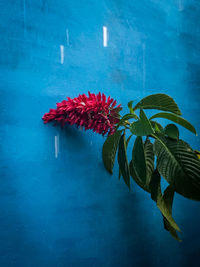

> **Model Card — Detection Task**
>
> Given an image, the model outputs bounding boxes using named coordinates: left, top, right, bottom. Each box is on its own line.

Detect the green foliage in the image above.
left=131, top=137, right=154, bottom=190
left=102, top=130, right=122, bottom=174
left=118, top=134, right=130, bottom=189
left=102, top=93, right=199, bottom=241
left=164, top=124, right=179, bottom=139
left=132, top=93, right=182, bottom=115
left=119, top=134, right=133, bottom=180
left=150, top=112, right=197, bottom=135
left=154, top=135, right=200, bottom=201
left=130, top=109, right=154, bottom=136
left=128, top=100, right=135, bottom=114
left=132, top=137, right=147, bottom=184
left=162, top=185, right=181, bottom=242
left=149, top=170, right=180, bottom=233
left=150, top=120, right=164, bottom=133
left=117, top=113, right=138, bottom=128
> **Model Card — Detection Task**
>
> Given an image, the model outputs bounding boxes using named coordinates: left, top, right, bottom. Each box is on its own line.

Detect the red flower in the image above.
left=42, top=92, right=122, bottom=135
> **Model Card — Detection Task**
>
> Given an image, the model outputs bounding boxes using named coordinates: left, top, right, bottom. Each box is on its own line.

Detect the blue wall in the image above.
left=1, top=0, right=200, bottom=266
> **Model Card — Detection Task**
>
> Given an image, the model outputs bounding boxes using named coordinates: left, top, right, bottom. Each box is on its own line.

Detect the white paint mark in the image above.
left=60, top=45, right=64, bottom=64
left=142, top=43, right=146, bottom=91
left=103, top=26, right=108, bottom=47
left=66, top=29, right=69, bottom=46
left=55, top=135, right=59, bottom=158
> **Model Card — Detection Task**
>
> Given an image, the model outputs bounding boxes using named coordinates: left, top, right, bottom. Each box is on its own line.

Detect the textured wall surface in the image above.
left=1, top=0, right=200, bottom=266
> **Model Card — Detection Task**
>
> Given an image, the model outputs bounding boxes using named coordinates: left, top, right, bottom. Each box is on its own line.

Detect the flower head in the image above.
left=42, top=92, right=121, bottom=135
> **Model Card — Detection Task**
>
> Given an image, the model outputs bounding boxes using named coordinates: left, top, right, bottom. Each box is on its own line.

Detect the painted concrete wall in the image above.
left=1, top=0, right=200, bottom=266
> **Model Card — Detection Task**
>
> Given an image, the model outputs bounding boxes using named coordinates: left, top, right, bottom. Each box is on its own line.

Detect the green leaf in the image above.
left=119, top=134, right=132, bottom=180
left=150, top=112, right=197, bottom=135
left=164, top=124, right=179, bottom=140
left=162, top=185, right=182, bottom=242
left=121, top=113, right=138, bottom=122
left=117, top=113, right=138, bottom=128
left=150, top=121, right=164, bottom=133
left=130, top=137, right=154, bottom=192
left=128, top=100, right=134, bottom=114
left=118, top=134, right=130, bottom=189
left=132, top=137, right=146, bottom=183
left=130, top=109, right=154, bottom=136
left=144, top=138, right=155, bottom=184
left=149, top=170, right=181, bottom=232
left=194, top=150, right=200, bottom=160
left=102, top=130, right=122, bottom=174
left=153, top=134, right=200, bottom=201
left=129, top=161, right=149, bottom=192
left=133, top=94, right=181, bottom=115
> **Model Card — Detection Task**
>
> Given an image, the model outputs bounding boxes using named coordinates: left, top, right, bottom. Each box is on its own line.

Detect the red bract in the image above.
left=42, top=92, right=122, bottom=136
